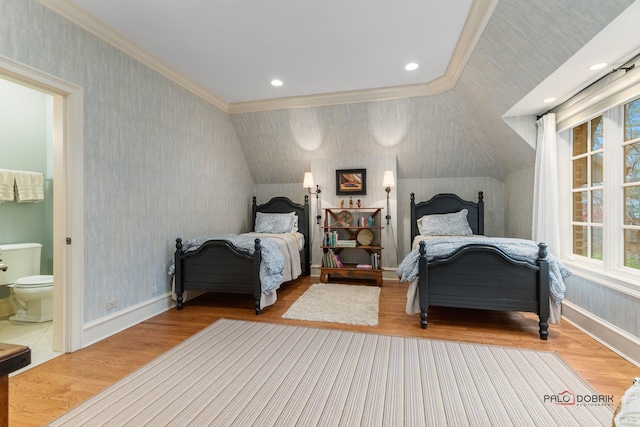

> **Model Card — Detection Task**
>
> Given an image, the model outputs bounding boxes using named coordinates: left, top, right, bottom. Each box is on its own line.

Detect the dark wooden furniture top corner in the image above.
left=0, top=343, right=30, bottom=377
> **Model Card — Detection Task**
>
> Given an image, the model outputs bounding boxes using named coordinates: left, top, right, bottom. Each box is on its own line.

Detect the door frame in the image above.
left=0, top=54, right=84, bottom=352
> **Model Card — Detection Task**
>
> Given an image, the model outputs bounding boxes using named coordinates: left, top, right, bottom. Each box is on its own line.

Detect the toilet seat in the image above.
left=14, top=275, right=53, bottom=288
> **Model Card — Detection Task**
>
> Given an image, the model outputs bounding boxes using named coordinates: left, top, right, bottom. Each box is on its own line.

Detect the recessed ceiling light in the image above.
left=589, top=62, right=608, bottom=71
left=405, top=62, right=419, bottom=71
left=271, top=79, right=283, bottom=87
left=543, top=97, right=557, bottom=103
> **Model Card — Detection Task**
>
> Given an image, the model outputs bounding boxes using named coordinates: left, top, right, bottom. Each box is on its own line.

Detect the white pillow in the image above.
left=418, top=209, right=473, bottom=236
left=255, top=212, right=296, bottom=234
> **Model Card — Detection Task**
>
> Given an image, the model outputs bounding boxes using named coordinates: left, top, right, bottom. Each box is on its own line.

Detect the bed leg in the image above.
left=420, top=309, right=428, bottom=329
left=177, top=293, right=183, bottom=310
left=538, top=316, right=549, bottom=340
left=255, top=299, right=261, bottom=315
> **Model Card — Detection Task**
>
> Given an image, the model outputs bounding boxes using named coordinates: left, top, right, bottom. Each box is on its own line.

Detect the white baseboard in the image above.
left=382, top=268, right=399, bottom=281
left=562, top=300, right=640, bottom=368
left=82, top=293, right=174, bottom=348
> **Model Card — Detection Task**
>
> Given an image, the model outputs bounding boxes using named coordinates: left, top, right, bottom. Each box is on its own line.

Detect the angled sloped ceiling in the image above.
left=230, top=0, right=633, bottom=184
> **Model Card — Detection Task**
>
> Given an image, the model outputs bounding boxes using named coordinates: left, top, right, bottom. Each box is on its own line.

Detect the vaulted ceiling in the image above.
left=46, top=0, right=638, bottom=182
left=230, top=0, right=637, bottom=182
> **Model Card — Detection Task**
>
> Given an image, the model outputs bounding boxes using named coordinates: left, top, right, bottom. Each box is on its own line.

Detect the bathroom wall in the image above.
left=0, top=78, right=53, bottom=274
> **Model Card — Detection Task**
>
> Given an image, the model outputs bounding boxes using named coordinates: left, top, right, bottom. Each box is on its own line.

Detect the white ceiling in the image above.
left=61, top=0, right=477, bottom=104
left=44, top=0, right=639, bottom=117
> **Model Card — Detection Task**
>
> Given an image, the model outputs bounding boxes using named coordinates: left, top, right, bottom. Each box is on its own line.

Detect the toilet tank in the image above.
left=0, top=243, right=42, bottom=285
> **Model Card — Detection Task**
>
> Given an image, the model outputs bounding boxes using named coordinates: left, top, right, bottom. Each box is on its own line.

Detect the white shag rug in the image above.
left=282, top=283, right=380, bottom=326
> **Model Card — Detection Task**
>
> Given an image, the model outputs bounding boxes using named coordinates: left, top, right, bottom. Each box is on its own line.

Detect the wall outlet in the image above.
left=105, top=299, right=117, bottom=310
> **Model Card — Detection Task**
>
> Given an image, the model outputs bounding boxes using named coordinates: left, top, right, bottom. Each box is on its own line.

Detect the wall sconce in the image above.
left=383, top=170, right=395, bottom=225
left=303, top=172, right=322, bottom=224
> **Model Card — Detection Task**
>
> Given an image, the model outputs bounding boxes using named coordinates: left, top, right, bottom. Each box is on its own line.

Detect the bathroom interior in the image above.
left=0, top=78, right=62, bottom=372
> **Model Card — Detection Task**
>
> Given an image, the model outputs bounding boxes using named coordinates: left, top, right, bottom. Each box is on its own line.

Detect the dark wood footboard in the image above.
left=417, top=241, right=550, bottom=339
left=174, top=237, right=262, bottom=314
left=172, top=195, right=310, bottom=313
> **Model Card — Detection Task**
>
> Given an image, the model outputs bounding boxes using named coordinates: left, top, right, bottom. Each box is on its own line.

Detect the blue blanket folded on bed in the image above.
left=167, top=234, right=284, bottom=294
left=396, top=237, right=570, bottom=305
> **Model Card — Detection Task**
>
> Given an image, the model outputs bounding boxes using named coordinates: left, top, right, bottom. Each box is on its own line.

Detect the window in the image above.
left=623, top=99, right=640, bottom=269
left=557, top=60, right=640, bottom=290
left=569, top=99, right=640, bottom=273
left=571, top=116, right=603, bottom=261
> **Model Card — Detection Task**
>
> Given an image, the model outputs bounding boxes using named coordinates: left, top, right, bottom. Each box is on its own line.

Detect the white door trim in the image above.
left=0, top=54, right=84, bottom=352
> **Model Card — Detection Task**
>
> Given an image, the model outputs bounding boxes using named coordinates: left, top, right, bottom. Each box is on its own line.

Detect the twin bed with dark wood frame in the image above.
left=173, top=196, right=311, bottom=314
left=410, top=192, right=551, bottom=339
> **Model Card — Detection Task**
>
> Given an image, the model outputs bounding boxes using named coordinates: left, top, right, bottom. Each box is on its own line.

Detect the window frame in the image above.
left=558, top=102, right=640, bottom=294
left=570, top=117, right=604, bottom=262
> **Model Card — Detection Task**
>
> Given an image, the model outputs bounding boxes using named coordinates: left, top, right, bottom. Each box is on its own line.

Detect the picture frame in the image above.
left=336, top=168, right=367, bottom=195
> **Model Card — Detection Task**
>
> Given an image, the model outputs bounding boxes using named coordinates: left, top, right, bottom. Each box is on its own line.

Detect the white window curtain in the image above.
left=533, top=113, right=560, bottom=257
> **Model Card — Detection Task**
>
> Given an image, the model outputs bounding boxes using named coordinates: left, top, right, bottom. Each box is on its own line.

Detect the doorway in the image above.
left=0, top=55, right=84, bottom=356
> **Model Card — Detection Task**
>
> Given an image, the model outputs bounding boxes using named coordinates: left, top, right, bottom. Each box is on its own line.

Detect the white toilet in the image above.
left=0, top=243, right=54, bottom=322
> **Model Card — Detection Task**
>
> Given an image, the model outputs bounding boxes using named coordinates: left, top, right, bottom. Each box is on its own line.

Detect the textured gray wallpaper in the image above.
left=505, top=167, right=534, bottom=239
left=566, top=275, right=640, bottom=339
left=397, top=178, right=505, bottom=260
left=1, top=0, right=254, bottom=322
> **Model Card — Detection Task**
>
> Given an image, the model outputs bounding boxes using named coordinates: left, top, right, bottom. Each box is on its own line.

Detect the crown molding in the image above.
left=36, top=0, right=229, bottom=112
left=36, top=0, right=496, bottom=114
left=227, top=80, right=446, bottom=114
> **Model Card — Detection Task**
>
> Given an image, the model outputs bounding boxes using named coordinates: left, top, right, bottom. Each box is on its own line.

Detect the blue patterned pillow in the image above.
left=255, top=212, right=296, bottom=234
left=418, top=209, right=473, bottom=236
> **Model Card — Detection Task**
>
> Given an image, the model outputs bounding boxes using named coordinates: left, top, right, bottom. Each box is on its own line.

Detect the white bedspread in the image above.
left=241, top=232, right=303, bottom=282
left=242, top=232, right=303, bottom=309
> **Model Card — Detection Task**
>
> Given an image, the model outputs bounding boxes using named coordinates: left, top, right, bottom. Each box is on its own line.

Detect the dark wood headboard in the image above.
left=251, top=196, right=311, bottom=275
left=410, top=192, right=484, bottom=244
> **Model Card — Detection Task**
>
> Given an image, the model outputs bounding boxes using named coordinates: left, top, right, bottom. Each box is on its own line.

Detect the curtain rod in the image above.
left=536, top=52, right=640, bottom=121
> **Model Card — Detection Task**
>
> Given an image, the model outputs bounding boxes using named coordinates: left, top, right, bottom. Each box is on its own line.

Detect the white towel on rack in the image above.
left=0, top=169, right=15, bottom=202
left=14, top=170, right=45, bottom=202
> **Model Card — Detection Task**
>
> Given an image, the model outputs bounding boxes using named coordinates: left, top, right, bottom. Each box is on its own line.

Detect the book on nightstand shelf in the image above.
left=323, top=249, right=343, bottom=268
left=356, top=264, right=372, bottom=270
left=335, top=240, right=356, bottom=247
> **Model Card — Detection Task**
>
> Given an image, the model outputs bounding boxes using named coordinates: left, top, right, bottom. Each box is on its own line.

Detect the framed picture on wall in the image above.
left=336, top=168, right=366, bottom=195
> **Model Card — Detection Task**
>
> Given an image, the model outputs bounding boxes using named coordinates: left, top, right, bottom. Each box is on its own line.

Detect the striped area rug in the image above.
left=47, top=319, right=613, bottom=426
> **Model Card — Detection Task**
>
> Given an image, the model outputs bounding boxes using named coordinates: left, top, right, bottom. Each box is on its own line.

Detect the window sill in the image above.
left=562, top=258, right=640, bottom=299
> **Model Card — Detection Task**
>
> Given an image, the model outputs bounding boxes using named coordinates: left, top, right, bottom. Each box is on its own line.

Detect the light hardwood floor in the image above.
left=9, top=277, right=639, bottom=426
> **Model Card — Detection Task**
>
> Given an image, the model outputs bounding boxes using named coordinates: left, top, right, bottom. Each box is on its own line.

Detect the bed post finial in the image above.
left=537, top=243, right=548, bottom=259
left=176, top=238, right=182, bottom=251
left=419, top=240, right=426, bottom=256
left=305, top=194, right=309, bottom=204
left=252, top=196, right=257, bottom=206
left=478, top=191, right=484, bottom=202
left=410, top=193, right=415, bottom=203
